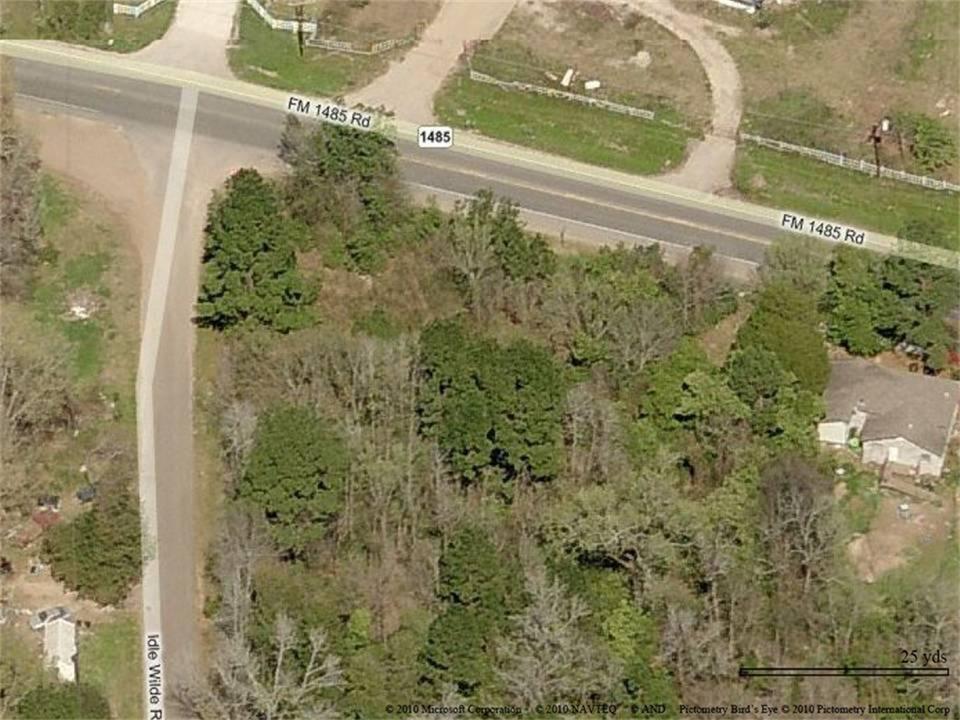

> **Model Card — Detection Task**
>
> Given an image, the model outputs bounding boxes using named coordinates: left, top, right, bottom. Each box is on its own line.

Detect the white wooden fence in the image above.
left=467, top=68, right=656, bottom=121
left=741, top=132, right=960, bottom=192
left=245, top=0, right=317, bottom=33
left=113, top=0, right=168, bottom=18
left=244, top=0, right=417, bottom=54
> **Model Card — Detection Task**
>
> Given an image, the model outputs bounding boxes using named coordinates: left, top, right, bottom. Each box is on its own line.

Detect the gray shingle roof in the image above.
left=823, top=359, right=960, bottom=454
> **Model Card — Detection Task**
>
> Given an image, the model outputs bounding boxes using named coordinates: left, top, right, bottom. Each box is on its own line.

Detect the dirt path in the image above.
left=347, top=0, right=516, bottom=124
left=625, top=0, right=743, bottom=193
left=20, top=111, right=162, bottom=299
left=132, top=0, right=237, bottom=78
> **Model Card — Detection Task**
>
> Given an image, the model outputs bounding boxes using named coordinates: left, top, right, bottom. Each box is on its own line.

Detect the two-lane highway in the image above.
left=13, top=56, right=785, bottom=271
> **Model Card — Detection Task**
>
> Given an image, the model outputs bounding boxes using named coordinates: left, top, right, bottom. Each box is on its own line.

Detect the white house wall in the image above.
left=818, top=421, right=848, bottom=446
left=862, top=437, right=944, bottom=477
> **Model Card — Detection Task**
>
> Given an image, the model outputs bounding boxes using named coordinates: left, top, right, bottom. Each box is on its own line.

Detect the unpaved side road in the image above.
left=132, top=0, right=237, bottom=78
left=626, top=0, right=743, bottom=193
left=347, top=0, right=515, bottom=124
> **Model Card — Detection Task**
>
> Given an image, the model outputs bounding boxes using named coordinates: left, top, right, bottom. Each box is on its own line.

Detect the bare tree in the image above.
left=608, top=298, right=681, bottom=376
left=221, top=400, right=258, bottom=484
left=496, top=563, right=620, bottom=706
left=671, top=246, right=725, bottom=332
left=0, top=337, right=73, bottom=454
left=759, top=456, right=837, bottom=596
left=661, top=604, right=733, bottom=687
left=442, top=210, right=497, bottom=315
left=179, top=511, right=344, bottom=720
left=183, top=613, right=342, bottom=720
left=1, top=58, right=43, bottom=299
left=564, top=380, right=626, bottom=485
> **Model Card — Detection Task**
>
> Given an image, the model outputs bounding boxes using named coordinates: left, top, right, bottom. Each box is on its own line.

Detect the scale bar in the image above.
left=739, top=667, right=950, bottom=678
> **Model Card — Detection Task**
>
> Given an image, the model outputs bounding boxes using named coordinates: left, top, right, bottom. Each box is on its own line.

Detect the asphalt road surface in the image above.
left=14, top=57, right=784, bottom=269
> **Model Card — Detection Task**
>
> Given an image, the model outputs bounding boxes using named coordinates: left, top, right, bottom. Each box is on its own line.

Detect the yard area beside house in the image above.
left=0, top=0, right=177, bottom=52
left=228, top=0, right=440, bottom=96
left=434, top=0, right=705, bottom=175
left=1, top=168, right=144, bottom=717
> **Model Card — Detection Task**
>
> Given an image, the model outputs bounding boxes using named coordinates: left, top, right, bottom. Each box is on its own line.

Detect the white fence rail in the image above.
left=741, top=133, right=960, bottom=193
left=113, top=0, right=168, bottom=18
left=467, top=68, right=656, bottom=121
left=245, top=0, right=316, bottom=33
left=244, top=0, right=417, bottom=54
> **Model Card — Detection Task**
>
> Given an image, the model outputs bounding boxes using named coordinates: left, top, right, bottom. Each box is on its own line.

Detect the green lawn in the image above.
left=228, top=5, right=384, bottom=96
left=435, top=71, right=695, bottom=176
left=82, top=614, right=143, bottom=719
left=735, top=145, right=960, bottom=250
left=106, top=0, right=177, bottom=53
left=0, top=0, right=176, bottom=52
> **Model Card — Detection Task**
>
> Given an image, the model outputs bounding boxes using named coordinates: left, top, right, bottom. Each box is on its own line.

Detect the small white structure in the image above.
left=818, top=359, right=960, bottom=478
left=43, top=616, right=77, bottom=682
left=584, top=80, right=601, bottom=91
left=560, top=68, right=575, bottom=88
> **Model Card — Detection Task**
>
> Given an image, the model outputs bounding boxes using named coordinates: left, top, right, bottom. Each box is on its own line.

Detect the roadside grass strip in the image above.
left=435, top=71, right=694, bottom=176
left=736, top=145, right=960, bottom=254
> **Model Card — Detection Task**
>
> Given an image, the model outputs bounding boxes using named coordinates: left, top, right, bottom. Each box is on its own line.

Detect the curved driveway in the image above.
left=627, top=0, right=743, bottom=193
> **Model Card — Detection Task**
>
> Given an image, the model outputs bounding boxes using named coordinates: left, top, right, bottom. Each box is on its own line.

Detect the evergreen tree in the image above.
left=43, top=484, right=141, bottom=606
left=196, top=169, right=314, bottom=332
left=418, top=320, right=565, bottom=484
left=421, top=527, right=524, bottom=696
left=737, top=283, right=829, bottom=394
left=238, top=404, right=347, bottom=555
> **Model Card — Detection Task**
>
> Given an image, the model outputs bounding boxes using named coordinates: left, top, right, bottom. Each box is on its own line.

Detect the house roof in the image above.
left=43, top=616, right=77, bottom=683
left=823, top=358, right=960, bottom=454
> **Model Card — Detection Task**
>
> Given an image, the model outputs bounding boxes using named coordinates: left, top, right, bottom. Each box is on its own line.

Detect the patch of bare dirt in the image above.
left=847, top=491, right=953, bottom=582
left=16, top=110, right=159, bottom=308
left=347, top=0, right=516, bottom=123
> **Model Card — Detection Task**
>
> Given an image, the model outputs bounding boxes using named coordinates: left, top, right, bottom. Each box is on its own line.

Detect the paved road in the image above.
left=14, top=56, right=788, bottom=273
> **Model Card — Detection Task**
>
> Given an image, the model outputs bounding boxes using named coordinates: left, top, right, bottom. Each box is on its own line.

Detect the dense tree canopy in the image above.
left=421, top=527, right=524, bottom=696
left=419, top=320, right=565, bottom=484
left=824, top=247, right=957, bottom=370
left=237, top=404, right=348, bottom=555
left=196, top=168, right=314, bottom=332
left=736, top=282, right=829, bottom=394
left=43, top=483, right=141, bottom=606
left=190, top=112, right=959, bottom=718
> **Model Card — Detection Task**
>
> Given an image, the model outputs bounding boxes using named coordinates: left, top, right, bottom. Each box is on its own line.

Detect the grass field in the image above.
left=735, top=145, right=960, bottom=250
left=0, top=0, right=176, bottom=52
left=82, top=614, right=143, bottom=718
left=3, top=172, right=140, bottom=510
left=106, top=0, right=177, bottom=52
left=229, top=4, right=384, bottom=96
left=29, top=175, right=140, bottom=387
left=435, top=71, right=695, bottom=176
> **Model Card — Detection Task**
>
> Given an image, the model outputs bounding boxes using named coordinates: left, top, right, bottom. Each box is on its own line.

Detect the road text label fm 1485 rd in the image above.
left=780, top=212, right=866, bottom=245
left=286, top=95, right=373, bottom=130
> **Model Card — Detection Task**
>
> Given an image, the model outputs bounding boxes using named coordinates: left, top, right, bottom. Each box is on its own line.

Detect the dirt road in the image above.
left=626, top=0, right=743, bottom=193
left=132, top=0, right=237, bottom=78
left=347, top=0, right=515, bottom=123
